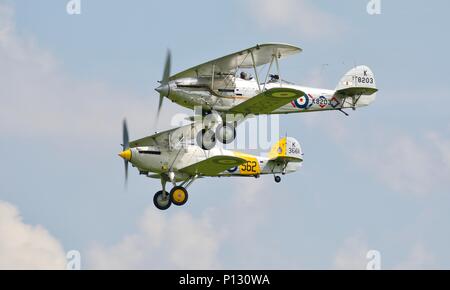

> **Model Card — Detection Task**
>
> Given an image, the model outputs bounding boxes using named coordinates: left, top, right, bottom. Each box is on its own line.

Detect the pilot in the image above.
left=270, top=74, right=280, bottom=81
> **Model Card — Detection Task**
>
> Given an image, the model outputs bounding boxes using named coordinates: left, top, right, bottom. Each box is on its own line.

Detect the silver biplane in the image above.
left=118, top=120, right=303, bottom=210
left=118, top=43, right=377, bottom=210
left=154, top=43, right=377, bottom=149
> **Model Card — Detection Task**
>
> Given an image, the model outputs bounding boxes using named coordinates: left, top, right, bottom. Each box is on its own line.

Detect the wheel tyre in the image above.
left=153, top=191, right=172, bottom=210
left=170, top=186, right=189, bottom=206
left=196, top=129, right=216, bottom=150
left=216, top=123, right=236, bottom=144
left=274, top=176, right=281, bottom=183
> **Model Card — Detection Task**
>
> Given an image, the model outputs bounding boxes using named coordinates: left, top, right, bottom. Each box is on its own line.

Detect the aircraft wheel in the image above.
left=170, top=186, right=189, bottom=206
left=153, top=190, right=172, bottom=210
left=216, top=123, right=236, bottom=144
left=196, top=129, right=216, bottom=150
left=274, top=176, right=281, bottom=183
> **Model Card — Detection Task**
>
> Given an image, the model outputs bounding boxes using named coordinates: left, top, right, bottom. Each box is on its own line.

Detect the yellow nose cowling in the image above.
left=118, top=149, right=132, bottom=161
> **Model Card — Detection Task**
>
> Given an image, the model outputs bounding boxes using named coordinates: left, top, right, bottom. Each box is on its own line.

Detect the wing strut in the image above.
left=275, top=54, right=282, bottom=87
left=263, top=54, right=276, bottom=91
left=211, top=64, right=215, bottom=91
left=250, top=50, right=261, bottom=92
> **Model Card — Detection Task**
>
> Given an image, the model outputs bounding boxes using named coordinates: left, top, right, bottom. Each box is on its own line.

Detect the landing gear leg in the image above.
left=161, top=178, right=168, bottom=199
left=153, top=178, right=172, bottom=210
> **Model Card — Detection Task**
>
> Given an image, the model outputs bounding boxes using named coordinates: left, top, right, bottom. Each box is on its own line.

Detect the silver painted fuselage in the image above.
left=166, top=76, right=376, bottom=114
left=127, top=144, right=301, bottom=181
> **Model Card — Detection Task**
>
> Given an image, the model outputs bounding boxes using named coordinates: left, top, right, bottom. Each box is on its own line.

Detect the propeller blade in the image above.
left=122, top=119, right=129, bottom=150
left=122, top=118, right=129, bottom=186
left=162, top=49, right=171, bottom=85
left=155, top=49, right=172, bottom=124
left=156, top=95, right=164, bottom=121
left=124, top=159, right=128, bottom=184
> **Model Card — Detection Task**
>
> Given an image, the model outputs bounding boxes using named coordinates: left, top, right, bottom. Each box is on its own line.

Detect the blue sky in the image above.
left=0, top=0, right=449, bottom=269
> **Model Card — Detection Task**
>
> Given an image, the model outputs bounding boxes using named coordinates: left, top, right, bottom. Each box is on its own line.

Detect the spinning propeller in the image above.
left=154, top=50, right=171, bottom=123
left=119, top=119, right=131, bottom=185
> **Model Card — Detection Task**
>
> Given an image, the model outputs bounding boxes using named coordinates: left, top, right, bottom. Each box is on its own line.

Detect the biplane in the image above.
left=154, top=43, right=377, bottom=149
left=118, top=120, right=303, bottom=210
left=118, top=43, right=376, bottom=210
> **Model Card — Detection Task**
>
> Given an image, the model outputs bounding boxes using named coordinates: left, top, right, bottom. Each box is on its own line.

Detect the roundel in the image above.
left=293, top=94, right=312, bottom=109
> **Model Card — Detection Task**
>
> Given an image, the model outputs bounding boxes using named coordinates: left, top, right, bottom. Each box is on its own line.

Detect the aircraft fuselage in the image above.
left=166, top=77, right=375, bottom=115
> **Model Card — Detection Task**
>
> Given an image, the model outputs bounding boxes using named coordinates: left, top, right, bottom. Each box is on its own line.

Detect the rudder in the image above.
left=268, top=137, right=303, bottom=162
left=336, top=65, right=377, bottom=96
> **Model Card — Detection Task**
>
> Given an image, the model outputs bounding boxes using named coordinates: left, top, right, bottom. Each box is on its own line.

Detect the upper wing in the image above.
left=129, top=121, right=204, bottom=148
left=179, top=155, right=246, bottom=176
left=229, top=88, right=305, bottom=114
left=169, top=43, right=301, bottom=80
left=129, top=127, right=177, bottom=148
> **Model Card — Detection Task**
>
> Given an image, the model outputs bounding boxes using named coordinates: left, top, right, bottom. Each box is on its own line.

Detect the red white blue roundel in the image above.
left=292, top=94, right=313, bottom=109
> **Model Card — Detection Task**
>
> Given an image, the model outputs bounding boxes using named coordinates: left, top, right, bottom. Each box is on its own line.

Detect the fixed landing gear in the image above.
left=153, top=185, right=189, bottom=210
left=196, top=121, right=236, bottom=150
left=170, top=186, right=189, bottom=206
left=274, top=175, right=281, bottom=183
left=153, top=190, right=172, bottom=210
left=153, top=174, right=197, bottom=210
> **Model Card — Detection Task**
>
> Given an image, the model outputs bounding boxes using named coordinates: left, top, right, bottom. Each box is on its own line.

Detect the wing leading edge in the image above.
left=179, top=155, right=246, bottom=176
left=169, top=43, right=302, bottom=80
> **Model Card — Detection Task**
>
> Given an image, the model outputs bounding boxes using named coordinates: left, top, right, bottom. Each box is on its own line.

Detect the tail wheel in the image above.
left=170, top=186, right=189, bottom=206
left=274, top=176, right=281, bottom=183
left=153, top=190, right=172, bottom=210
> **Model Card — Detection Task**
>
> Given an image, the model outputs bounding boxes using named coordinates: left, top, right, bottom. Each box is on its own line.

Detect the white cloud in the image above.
left=0, top=3, right=284, bottom=270
left=395, top=243, right=436, bottom=270
left=246, top=0, right=346, bottom=39
left=299, top=95, right=450, bottom=196
left=4, top=1, right=446, bottom=271
left=334, top=235, right=438, bottom=270
left=0, top=200, right=66, bottom=269
left=86, top=177, right=280, bottom=269
left=428, top=130, right=450, bottom=171
left=333, top=234, right=370, bottom=270
left=352, top=129, right=450, bottom=195
left=0, top=2, right=182, bottom=147
left=87, top=209, right=221, bottom=269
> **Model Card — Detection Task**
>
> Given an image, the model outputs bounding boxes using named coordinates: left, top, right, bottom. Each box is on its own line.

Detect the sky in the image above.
left=0, top=0, right=449, bottom=269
